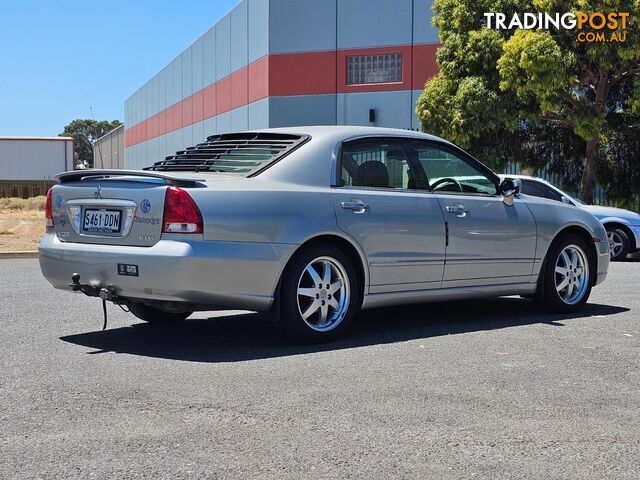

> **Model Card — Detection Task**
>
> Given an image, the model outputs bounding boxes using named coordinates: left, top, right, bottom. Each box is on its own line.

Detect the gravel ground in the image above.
left=1, top=259, right=639, bottom=479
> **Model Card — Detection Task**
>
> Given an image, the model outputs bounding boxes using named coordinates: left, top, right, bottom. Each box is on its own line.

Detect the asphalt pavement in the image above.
left=1, top=259, right=639, bottom=479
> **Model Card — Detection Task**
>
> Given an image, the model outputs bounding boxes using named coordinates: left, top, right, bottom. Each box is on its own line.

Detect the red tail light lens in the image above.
left=162, top=186, right=203, bottom=234
left=45, top=188, right=54, bottom=229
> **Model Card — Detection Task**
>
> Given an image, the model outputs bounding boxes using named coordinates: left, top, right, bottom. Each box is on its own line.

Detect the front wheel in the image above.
left=279, top=244, right=359, bottom=343
left=128, top=302, right=192, bottom=324
left=606, top=227, right=630, bottom=261
left=536, top=234, right=593, bottom=312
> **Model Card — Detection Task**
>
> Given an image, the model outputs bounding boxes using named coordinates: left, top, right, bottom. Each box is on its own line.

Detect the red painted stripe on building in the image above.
left=269, top=50, right=337, bottom=96
left=412, top=43, right=439, bottom=90
left=126, top=44, right=440, bottom=148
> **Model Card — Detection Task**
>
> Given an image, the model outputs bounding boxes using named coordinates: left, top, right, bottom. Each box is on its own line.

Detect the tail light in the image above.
left=162, top=186, right=203, bottom=234
left=45, top=188, right=54, bottom=229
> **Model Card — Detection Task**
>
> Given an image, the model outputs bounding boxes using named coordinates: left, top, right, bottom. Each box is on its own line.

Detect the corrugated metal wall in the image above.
left=0, top=138, right=73, bottom=180
left=93, top=124, right=124, bottom=169
left=125, top=0, right=270, bottom=169
left=124, top=0, right=439, bottom=169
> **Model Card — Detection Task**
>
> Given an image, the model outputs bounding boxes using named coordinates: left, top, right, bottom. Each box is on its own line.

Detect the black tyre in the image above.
left=278, top=244, right=359, bottom=343
left=535, top=234, right=593, bottom=313
left=606, top=227, right=630, bottom=261
left=128, top=302, right=192, bottom=324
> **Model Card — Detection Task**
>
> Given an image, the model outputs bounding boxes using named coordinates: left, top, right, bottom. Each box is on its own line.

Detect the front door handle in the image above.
left=445, top=204, right=470, bottom=217
left=341, top=200, right=369, bottom=214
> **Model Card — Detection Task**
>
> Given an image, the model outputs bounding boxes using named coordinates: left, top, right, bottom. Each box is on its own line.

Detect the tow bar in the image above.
left=70, top=273, right=122, bottom=330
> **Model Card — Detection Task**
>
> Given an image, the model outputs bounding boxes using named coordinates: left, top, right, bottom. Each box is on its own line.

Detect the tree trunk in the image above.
left=580, top=139, right=598, bottom=204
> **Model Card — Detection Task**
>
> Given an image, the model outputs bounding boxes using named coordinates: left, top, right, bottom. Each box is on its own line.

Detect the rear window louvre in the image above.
left=144, top=132, right=310, bottom=175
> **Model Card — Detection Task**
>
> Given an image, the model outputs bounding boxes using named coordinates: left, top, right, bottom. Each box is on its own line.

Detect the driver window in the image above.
left=412, top=142, right=497, bottom=195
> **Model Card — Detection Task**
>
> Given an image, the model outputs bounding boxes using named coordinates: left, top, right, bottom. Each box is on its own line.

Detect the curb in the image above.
left=0, top=251, right=39, bottom=259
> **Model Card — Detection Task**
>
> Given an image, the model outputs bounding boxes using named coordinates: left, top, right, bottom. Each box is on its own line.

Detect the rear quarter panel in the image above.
left=189, top=180, right=338, bottom=244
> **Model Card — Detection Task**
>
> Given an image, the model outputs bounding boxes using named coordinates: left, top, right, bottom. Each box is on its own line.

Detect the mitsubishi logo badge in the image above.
left=94, top=184, right=103, bottom=200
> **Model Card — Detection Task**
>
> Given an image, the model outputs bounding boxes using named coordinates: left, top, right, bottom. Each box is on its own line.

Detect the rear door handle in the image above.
left=341, top=200, right=369, bottom=213
left=445, top=204, right=470, bottom=217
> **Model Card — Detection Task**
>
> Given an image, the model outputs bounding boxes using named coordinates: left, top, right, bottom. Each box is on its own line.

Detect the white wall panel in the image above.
left=192, top=37, right=204, bottom=93
left=172, top=57, right=183, bottom=106
left=182, top=125, right=194, bottom=150
left=337, top=0, right=412, bottom=49
left=337, top=91, right=413, bottom=128
left=248, top=0, right=269, bottom=62
left=181, top=50, right=193, bottom=98
left=216, top=14, right=231, bottom=80
left=166, top=61, right=176, bottom=107
left=202, top=27, right=217, bottom=87
left=412, top=90, right=422, bottom=130
left=230, top=105, right=249, bottom=131
left=248, top=98, right=269, bottom=129
left=192, top=120, right=205, bottom=145
left=270, top=0, right=336, bottom=54
left=217, top=112, right=231, bottom=133
left=203, top=117, right=217, bottom=139
left=230, top=1, right=248, bottom=72
left=0, top=139, right=71, bottom=180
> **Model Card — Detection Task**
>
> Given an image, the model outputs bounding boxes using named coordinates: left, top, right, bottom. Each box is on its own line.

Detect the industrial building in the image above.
left=93, top=124, right=124, bottom=170
left=0, top=136, right=74, bottom=198
left=124, top=0, right=439, bottom=169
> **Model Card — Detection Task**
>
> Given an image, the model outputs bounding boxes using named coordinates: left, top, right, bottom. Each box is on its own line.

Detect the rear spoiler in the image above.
left=55, top=169, right=206, bottom=186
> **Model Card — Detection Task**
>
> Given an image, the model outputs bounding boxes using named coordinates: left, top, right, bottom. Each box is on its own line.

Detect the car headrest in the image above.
left=354, top=161, right=389, bottom=188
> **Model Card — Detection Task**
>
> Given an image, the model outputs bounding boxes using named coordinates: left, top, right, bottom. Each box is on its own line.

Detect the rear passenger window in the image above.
left=339, top=139, right=426, bottom=190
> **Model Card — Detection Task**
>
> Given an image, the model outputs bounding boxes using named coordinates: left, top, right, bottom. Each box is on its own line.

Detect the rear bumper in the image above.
left=38, top=233, right=296, bottom=311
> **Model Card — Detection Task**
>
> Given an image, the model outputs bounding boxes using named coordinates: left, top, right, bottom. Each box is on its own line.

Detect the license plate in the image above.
left=82, top=209, right=122, bottom=233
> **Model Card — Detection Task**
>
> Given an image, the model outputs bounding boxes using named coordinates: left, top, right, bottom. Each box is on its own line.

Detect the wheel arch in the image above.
left=602, top=221, right=636, bottom=251
left=545, top=225, right=599, bottom=286
left=276, top=233, right=368, bottom=309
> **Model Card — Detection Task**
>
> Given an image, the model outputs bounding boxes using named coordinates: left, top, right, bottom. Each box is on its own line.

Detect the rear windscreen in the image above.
left=144, top=132, right=310, bottom=175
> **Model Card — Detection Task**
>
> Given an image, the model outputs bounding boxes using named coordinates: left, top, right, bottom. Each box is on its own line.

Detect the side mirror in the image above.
left=499, top=178, right=521, bottom=206
left=561, top=196, right=574, bottom=205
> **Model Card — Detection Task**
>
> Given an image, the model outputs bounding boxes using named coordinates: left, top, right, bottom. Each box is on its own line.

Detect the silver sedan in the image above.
left=39, top=127, right=610, bottom=342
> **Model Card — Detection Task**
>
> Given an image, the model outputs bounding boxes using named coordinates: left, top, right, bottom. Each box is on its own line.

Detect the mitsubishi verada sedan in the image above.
left=39, top=126, right=610, bottom=343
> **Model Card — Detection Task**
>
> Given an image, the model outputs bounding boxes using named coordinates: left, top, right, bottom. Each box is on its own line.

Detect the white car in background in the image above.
left=502, top=175, right=640, bottom=261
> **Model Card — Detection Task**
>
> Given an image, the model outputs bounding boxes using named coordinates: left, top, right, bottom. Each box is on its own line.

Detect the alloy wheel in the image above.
left=554, top=244, right=589, bottom=305
left=296, top=256, right=350, bottom=332
left=607, top=231, right=624, bottom=258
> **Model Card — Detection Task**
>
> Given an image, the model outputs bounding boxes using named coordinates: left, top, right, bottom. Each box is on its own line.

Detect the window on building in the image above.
left=347, top=53, right=402, bottom=85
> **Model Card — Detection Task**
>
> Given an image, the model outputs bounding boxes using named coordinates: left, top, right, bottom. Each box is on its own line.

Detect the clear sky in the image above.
left=0, top=0, right=239, bottom=136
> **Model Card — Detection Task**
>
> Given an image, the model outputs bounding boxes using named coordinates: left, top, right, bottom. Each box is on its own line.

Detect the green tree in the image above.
left=60, top=119, right=122, bottom=168
left=416, top=0, right=640, bottom=204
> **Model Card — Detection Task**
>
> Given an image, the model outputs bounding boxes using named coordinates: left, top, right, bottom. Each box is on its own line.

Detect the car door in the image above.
left=411, top=140, right=537, bottom=287
left=333, top=137, right=446, bottom=293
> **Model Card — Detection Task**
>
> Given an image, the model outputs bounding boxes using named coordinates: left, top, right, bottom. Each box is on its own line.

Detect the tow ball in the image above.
left=70, top=273, right=119, bottom=330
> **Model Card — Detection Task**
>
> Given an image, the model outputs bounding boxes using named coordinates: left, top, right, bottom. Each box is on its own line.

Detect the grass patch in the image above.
left=0, top=196, right=46, bottom=212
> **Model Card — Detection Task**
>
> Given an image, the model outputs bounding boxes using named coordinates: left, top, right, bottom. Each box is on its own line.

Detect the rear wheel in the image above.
left=128, top=302, right=192, bottom=324
left=279, top=244, right=359, bottom=343
left=605, top=227, right=630, bottom=261
left=535, top=234, right=593, bottom=312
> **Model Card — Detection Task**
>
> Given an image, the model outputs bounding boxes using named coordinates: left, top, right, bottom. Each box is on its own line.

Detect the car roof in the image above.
left=253, top=125, right=452, bottom=145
